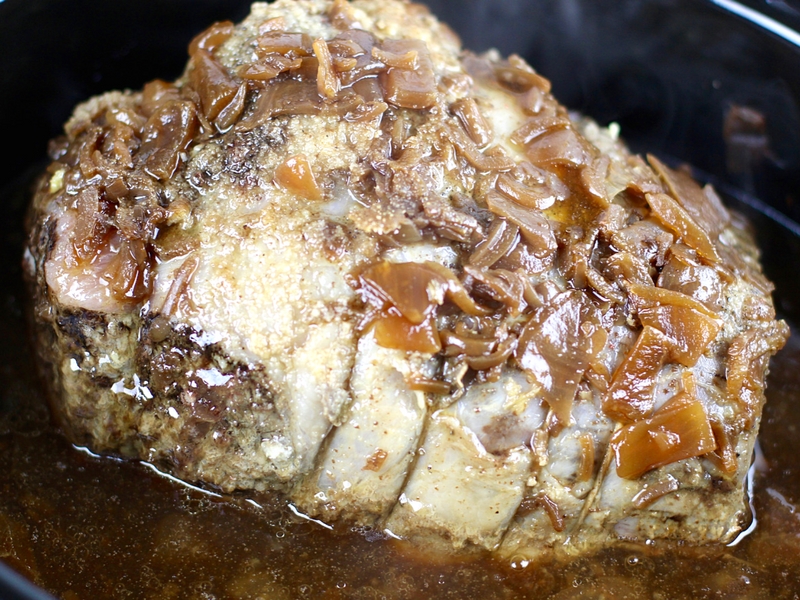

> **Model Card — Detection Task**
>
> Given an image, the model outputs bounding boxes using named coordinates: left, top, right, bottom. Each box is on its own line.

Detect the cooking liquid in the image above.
left=2, top=179, right=800, bottom=599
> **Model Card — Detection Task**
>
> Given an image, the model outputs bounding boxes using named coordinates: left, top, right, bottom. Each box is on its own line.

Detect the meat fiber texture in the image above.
left=24, top=0, right=789, bottom=559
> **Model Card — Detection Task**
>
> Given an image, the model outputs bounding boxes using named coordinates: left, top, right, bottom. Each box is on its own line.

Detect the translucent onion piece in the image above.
left=611, top=391, right=717, bottom=479
left=373, top=313, right=441, bottom=354
left=188, top=21, right=234, bottom=56
left=726, top=321, right=790, bottom=426
left=628, top=283, right=723, bottom=367
left=138, top=100, right=198, bottom=181
left=190, top=50, right=241, bottom=123
left=645, top=192, right=720, bottom=263
left=360, top=261, right=490, bottom=326
left=515, top=290, right=602, bottom=424
left=603, top=326, right=671, bottom=423
left=648, top=154, right=731, bottom=236
left=525, top=126, right=593, bottom=168
left=379, top=39, right=436, bottom=109
left=274, top=154, right=322, bottom=200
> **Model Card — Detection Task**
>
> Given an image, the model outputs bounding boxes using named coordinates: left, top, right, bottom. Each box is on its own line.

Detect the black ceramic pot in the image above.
left=1, top=1, right=799, bottom=598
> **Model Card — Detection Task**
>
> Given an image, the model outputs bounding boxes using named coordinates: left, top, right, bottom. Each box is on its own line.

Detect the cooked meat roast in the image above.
left=24, top=0, right=789, bottom=559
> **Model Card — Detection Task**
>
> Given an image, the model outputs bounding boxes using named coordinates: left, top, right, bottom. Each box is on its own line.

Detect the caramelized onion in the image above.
left=238, top=80, right=322, bottom=129
left=274, top=155, right=322, bottom=200
left=238, top=54, right=301, bottom=81
left=138, top=100, right=198, bottom=181
left=603, top=253, right=653, bottom=288
left=726, top=321, right=790, bottom=426
left=485, top=191, right=557, bottom=259
left=603, top=326, right=670, bottom=423
left=611, top=391, right=716, bottom=479
left=517, top=85, right=558, bottom=117
left=189, top=50, right=241, bottom=124
left=658, top=245, right=723, bottom=311
left=464, top=266, right=528, bottom=317
left=351, top=77, right=384, bottom=103
left=77, top=127, right=103, bottom=179
left=70, top=187, right=107, bottom=261
left=379, top=39, right=437, bottom=109
left=515, top=291, right=602, bottom=424
left=465, top=335, right=517, bottom=370
left=313, top=38, right=340, bottom=99
left=576, top=433, right=596, bottom=483
left=214, top=83, right=247, bottom=132
left=452, top=98, right=493, bottom=148
left=441, top=330, right=496, bottom=357
left=141, top=80, right=181, bottom=118
left=495, top=172, right=559, bottom=211
left=645, top=192, right=720, bottom=263
left=631, top=475, right=680, bottom=508
left=446, top=124, right=516, bottom=172
left=611, top=219, right=674, bottom=269
left=494, top=55, right=552, bottom=94
left=585, top=267, right=626, bottom=305
left=188, top=21, right=234, bottom=57
left=648, top=154, right=731, bottom=237
left=372, top=45, right=419, bottom=69
left=373, top=312, right=441, bottom=354
left=359, top=261, right=490, bottom=329
left=407, top=376, right=451, bottom=394
left=510, top=116, right=570, bottom=147
left=468, top=218, right=519, bottom=268
left=335, top=30, right=385, bottom=87
left=628, top=283, right=719, bottom=318
left=707, top=420, right=738, bottom=475
left=534, top=493, right=565, bottom=532
left=360, top=261, right=441, bottom=324
left=420, top=196, right=481, bottom=243
left=628, top=283, right=722, bottom=367
left=257, top=31, right=312, bottom=57
left=525, top=126, right=592, bottom=168
left=580, top=156, right=611, bottom=207
left=418, top=261, right=492, bottom=317
left=332, top=56, right=358, bottom=71
left=96, top=232, right=151, bottom=303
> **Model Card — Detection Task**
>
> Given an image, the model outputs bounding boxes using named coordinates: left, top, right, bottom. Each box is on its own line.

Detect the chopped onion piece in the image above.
left=373, top=313, right=441, bottom=354
left=603, top=326, right=671, bottom=423
left=274, top=155, right=322, bottom=201
left=627, top=283, right=723, bottom=367
left=645, top=192, right=720, bottom=263
left=611, top=391, right=717, bottom=479
left=515, top=291, right=602, bottom=424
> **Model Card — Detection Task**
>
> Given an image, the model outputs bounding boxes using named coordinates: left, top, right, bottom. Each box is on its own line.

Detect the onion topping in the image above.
left=379, top=39, right=437, bottom=109
left=645, top=192, right=720, bottom=263
left=603, top=326, right=671, bottom=423
left=611, top=391, right=717, bottom=479
left=274, top=155, right=322, bottom=200
left=515, top=291, right=604, bottom=424
left=628, top=283, right=722, bottom=367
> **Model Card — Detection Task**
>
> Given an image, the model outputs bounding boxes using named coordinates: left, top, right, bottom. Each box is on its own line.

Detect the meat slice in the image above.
left=24, top=0, right=788, bottom=560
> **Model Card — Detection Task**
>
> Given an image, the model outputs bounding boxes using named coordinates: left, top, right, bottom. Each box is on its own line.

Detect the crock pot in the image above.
left=1, top=1, right=798, bottom=597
